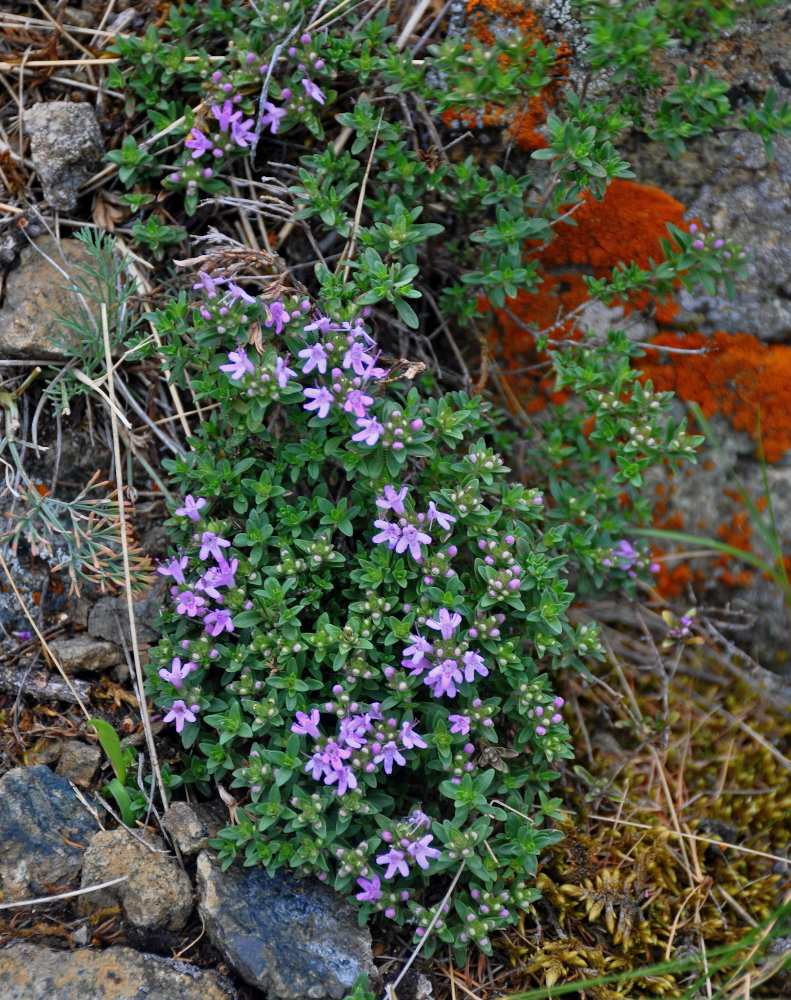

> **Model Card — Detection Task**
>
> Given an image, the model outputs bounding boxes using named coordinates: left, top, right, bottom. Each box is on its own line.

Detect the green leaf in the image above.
left=91, top=718, right=127, bottom=784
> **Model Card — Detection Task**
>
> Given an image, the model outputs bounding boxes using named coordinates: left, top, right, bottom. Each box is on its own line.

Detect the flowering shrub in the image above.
left=145, top=252, right=707, bottom=958
left=149, top=290, right=583, bottom=956
left=116, top=0, right=771, bottom=967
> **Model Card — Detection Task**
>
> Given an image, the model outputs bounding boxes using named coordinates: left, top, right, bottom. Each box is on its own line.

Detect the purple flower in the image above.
left=303, top=385, right=335, bottom=419
left=325, top=763, right=357, bottom=795
left=274, top=355, right=296, bottom=388
left=356, top=874, right=383, bottom=903
left=407, top=808, right=431, bottom=830
left=372, top=518, right=401, bottom=548
left=425, top=658, right=463, bottom=698
left=175, top=590, right=206, bottom=617
left=427, top=501, right=456, bottom=531
left=426, top=607, right=461, bottom=640
left=305, top=751, right=328, bottom=780
left=301, top=77, right=326, bottom=105
left=395, top=524, right=432, bottom=561
left=399, top=720, right=427, bottom=750
left=448, top=714, right=471, bottom=735
left=292, top=709, right=321, bottom=738
left=192, top=271, right=223, bottom=298
left=610, top=540, right=638, bottom=570
left=163, top=699, right=199, bottom=733
left=338, top=714, right=369, bottom=748
left=402, top=634, right=433, bottom=665
left=341, top=316, right=374, bottom=344
left=377, top=847, right=409, bottom=879
left=220, top=347, right=255, bottom=380
left=199, top=531, right=231, bottom=562
left=351, top=415, right=385, bottom=446
left=174, top=494, right=207, bottom=521
left=376, top=485, right=408, bottom=515
left=343, top=388, right=374, bottom=418
left=373, top=740, right=406, bottom=774
left=342, top=340, right=373, bottom=375
left=298, top=342, right=328, bottom=375
left=405, top=656, right=431, bottom=677
left=158, top=656, right=197, bottom=689
left=260, top=100, right=287, bottom=134
left=265, top=300, right=291, bottom=334
left=212, top=99, right=242, bottom=131
left=303, top=314, right=334, bottom=335
left=322, top=740, right=352, bottom=772
left=204, top=608, right=234, bottom=636
left=157, top=554, right=188, bottom=585
left=185, top=128, right=214, bottom=158
left=197, top=558, right=238, bottom=599
left=227, top=281, right=257, bottom=304
left=230, top=116, right=256, bottom=147
left=407, top=834, right=441, bottom=869
left=461, top=649, right=488, bottom=682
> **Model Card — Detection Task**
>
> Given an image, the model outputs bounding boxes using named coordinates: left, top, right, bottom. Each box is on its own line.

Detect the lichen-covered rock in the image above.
left=0, top=942, right=239, bottom=1000
left=0, top=765, right=102, bottom=901
left=24, top=101, right=103, bottom=211
left=79, top=829, right=193, bottom=932
left=196, top=852, right=376, bottom=1000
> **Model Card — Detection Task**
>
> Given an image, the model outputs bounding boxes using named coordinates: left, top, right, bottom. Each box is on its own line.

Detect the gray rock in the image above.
left=161, top=801, right=226, bottom=859
left=197, top=852, right=376, bottom=1000
left=0, top=765, right=101, bottom=901
left=0, top=941, right=239, bottom=1000
left=80, top=828, right=194, bottom=932
left=87, top=582, right=167, bottom=646
left=0, top=235, right=100, bottom=361
left=55, top=740, right=102, bottom=788
left=49, top=634, right=123, bottom=674
left=24, top=101, right=104, bottom=211
left=679, top=133, right=791, bottom=343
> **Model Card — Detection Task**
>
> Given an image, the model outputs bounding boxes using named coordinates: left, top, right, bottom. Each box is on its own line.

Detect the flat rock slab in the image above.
left=197, top=851, right=376, bottom=1000
left=0, top=941, right=238, bottom=1000
left=0, top=765, right=101, bottom=901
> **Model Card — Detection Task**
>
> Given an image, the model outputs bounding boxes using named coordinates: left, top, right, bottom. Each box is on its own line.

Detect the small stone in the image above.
left=161, top=801, right=226, bottom=859
left=24, top=101, right=104, bottom=211
left=49, top=634, right=123, bottom=674
left=55, top=741, right=101, bottom=788
left=80, top=829, right=193, bottom=932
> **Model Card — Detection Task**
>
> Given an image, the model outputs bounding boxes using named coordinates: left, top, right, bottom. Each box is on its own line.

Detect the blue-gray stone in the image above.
left=0, top=765, right=101, bottom=900
left=196, top=852, right=376, bottom=1000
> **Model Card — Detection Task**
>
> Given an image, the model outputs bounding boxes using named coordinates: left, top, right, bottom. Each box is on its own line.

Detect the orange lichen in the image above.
left=641, top=331, right=791, bottom=463
left=483, top=180, right=688, bottom=405
left=441, top=0, right=570, bottom=152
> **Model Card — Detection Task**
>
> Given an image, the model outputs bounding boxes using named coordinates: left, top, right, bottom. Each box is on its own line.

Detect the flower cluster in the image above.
left=153, top=495, right=246, bottom=731
left=295, top=702, right=427, bottom=797
left=401, top=606, right=489, bottom=699
left=602, top=539, right=660, bottom=578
